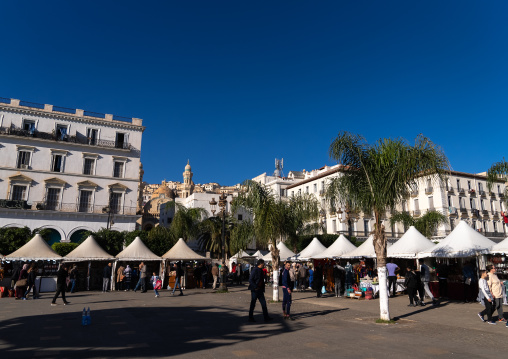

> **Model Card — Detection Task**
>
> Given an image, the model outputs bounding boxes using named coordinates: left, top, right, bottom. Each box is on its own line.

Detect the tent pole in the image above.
left=87, top=261, right=91, bottom=291
left=111, top=261, right=117, bottom=291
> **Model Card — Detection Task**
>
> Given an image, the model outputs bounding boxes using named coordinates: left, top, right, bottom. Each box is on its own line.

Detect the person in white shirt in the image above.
left=478, top=270, right=496, bottom=324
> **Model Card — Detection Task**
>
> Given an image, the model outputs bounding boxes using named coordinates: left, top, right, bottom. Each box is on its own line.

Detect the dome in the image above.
left=185, top=160, right=191, bottom=171
left=151, top=185, right=173, bottom=199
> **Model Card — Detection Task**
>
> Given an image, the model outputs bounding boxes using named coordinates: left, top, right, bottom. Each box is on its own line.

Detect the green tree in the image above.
left=52, top=242, right=79, bottom=256
left=0, top=226, right=32, bottom=254
left=326, top=132, right=449, bottom=320
left=169, top=202, right=208, bottom=241
left=390, top=210, right=448, bottom=238
left=486, top=159, right=508, bottom=206
left=233, top=181, right=319, bottom=301
left=85, top=229, right=124, bottom=256
left=145, top=226, right=175, bottom=256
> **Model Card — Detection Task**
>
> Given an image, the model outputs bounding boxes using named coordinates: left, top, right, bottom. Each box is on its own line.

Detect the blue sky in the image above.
left=1, top=1, right=506, bottom=185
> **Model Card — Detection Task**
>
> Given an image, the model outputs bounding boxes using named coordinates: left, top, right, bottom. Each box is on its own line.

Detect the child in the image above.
left=151, top=272, right=161, bottom=298
left=478, top=270, right=495, bottom=324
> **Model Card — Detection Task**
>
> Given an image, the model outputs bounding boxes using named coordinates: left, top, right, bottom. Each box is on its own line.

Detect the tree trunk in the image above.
left=373, top=212, right=390, bottom=320
left=270, top=239, right=280, bottom=302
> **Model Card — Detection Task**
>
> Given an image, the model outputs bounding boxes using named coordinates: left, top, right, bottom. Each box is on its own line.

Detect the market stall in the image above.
left=487, top=237, right=508, bottom=304
left=262, top=242, right=296, bottom=262
left=312, top=235, right=357, bottom=259
left=3, top=234, right=63, bottom=293
left=63, top=235, right=115, bottom=291
left=294, top=237, right=327, bottom=261
left=418, top=220, right=495, bottom=300
left=115, top=236, right=162, bottom=291
left=162, top=238, right=206, bottom=289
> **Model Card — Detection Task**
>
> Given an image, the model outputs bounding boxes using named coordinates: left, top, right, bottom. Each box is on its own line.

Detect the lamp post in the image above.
left=209, top=193, right=228, bottom=291
left=345, top=203, right=353, bottom=240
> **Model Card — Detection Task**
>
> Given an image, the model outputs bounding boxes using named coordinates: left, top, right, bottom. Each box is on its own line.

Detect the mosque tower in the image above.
left=182, top=160, right=194, bottom=198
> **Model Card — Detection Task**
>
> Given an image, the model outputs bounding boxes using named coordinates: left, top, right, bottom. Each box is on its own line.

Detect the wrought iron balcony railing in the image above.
left=29, top=201, right=137, bottom=215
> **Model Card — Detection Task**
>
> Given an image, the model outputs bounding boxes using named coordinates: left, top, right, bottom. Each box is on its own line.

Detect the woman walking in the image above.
left=24, top=263, right=40, bottom=299
left=478, top=270, right=496, bottom=324
left=15, top=264, right=28, bottom=300
left=123, top=265, right=132, bottom=291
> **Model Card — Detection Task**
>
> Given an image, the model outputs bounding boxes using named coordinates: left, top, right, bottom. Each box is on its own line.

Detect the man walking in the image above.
left=212, top=263, right=219, bottom=290
left=172, top=262, right=184, bottom=296
left=333, top=263, right=345, bottom=297
left=248, top=259, right=272, bottom=322
left=281, top=261, right=294, bottom=320
left=134, top=262, right=147, bottom=292
left=102, top=263, right=112, bottom=293
left=51, top=264, right=70, bottom=306
left=419, top=261, right=437, bottom=305
left=386, top=260, right=399, bottom=297
left=487, top=265, right=505, bottom=322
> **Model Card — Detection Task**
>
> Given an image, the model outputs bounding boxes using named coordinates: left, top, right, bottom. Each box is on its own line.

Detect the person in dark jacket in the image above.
left=248, top=259, right=272, bottom=322
left=51, top=264, right=70, bottom=306
left=15, top=264, right=29, bottom=299
left=102, top=263, right=112, bottom=292
left=172, top=262, right=184, bottom=296
left=281, top=261, right=294, bottom=320
left=404, top=266, right=420, bottom=307
left=314, top=265, right=323, bottom=298
left=24, top=263, right=40, bottom=299
left=69, top=265, right=79, bottom=293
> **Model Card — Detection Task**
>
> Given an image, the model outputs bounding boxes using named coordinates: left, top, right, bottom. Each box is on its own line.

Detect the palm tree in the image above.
left=169, top=202, right=208, bottom=242
left=486, top=159, right=508, bottom=206
left=390, top=210, right=448, bottom=238
left=233, top=180, right=319, bottom=301
left=326, top=132, right=449, bottom=320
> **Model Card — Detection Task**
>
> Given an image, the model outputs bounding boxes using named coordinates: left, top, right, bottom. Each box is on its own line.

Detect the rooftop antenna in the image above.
left=274, top=158, right=284, bottom=178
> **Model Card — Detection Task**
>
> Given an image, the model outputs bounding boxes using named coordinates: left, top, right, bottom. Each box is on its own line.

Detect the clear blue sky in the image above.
left=1, top=1, right=506, bottom=185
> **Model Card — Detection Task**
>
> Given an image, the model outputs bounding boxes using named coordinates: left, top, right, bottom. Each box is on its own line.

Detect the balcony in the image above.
left=471, top=209, right=479, bottom=218
left=447, top=187, right=454, bottom=194
left=459, top=207, right=468, bottom=214
left=25, top=201, right=137, bottom=215
left=448, top=207, right=458, bottom=216
left=482, top=209, right=489, bottom=216
left=458, top=188, right=465, bottom=196
left=319, top=189, right=325, bottom=196
left=410, top=190, right=418, bottom=197
left=493, top=211, right=500, bottom=218
left=413, top=210, right=421, bottom=217
left=484, top=231, right=506, bottom=238
left=489, top=192, right=496, bottom=198
left=468, top=189, right=476, bottom=196
left=425, top=187, right=433, bottom=194
left=0, top=125, right=133, bottom=151
left=0, top=199, right=31, bottom=210
left=479, top=190, right=486, bottom=197
left=500, top=193, right=505, bottom=199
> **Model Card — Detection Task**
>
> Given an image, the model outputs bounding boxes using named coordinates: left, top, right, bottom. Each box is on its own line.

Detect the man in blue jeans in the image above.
left=134, top=262, right=146, bottom=292
left=172, top=262, right=184, bottom=296
left=281, top=261, right=294, bottom=320
left=386, top=260, right=399, bottom=297
left=248, top=259, right=272, bottom=322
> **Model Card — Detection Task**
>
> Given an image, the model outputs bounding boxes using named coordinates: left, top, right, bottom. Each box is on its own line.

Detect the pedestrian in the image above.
left=436, top=262, right=449, bottom=299
left=134, top=262, right=147, bottom=292
left=123, top=265, right=132, bottom=291
left=298, top=263, right=307, bottom=291
left=487, top=265, right=505, bottom=322
left=172, top=262, right=184, bottom=296
left=212, top=263, right=219, bottom=290
left=102, top=263, right=112, bottom=293
left=15, top=264, right=29, bottom=300
left=116, top=264, right=125, bottom=291
left=419, top=261, right=437, bottom=306
left=248, top=259, right=272, bottom=322
left=51, top=264, right=70, bottom=306
left=308, top=265, right=314, bottom=289
left=289, top=263, right=297, bottom=291
left=10, top=265, right=21, bottom=290
left=236, top=262, right=242, bottom=285
left=24, top=263, right=40, bottom=299
left=151, top=272, right=161, bottom=297
left=231, top=262, right=237, bottom=285
left=404, top=266, right=420, bottom=307
left=462, top=261, right=475, bottom=303
left=281, top=261, right=294, bottom=320
left=333, top=263, right=345, bottom=298
left=201, top=262, right=208, bottom=289
left=478, top=270, right=496, bottom=325
left=314, top=265, right=323, bottom=298
left=386, top=259, right=399, bottom=297
left=69, top=265, right=78, bottom=293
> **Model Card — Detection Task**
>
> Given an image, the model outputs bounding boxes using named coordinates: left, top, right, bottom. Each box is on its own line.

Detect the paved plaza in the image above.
left=0, top=285, right=507, bottom=358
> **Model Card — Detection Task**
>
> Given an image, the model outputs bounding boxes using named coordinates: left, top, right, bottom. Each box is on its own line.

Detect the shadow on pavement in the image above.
left=0, top=305, right=306, bottom=358
left=393, top=301, right=450, bottom=320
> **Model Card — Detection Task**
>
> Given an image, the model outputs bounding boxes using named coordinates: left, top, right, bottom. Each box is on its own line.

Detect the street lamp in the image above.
left=345, top=203, right=353, bottom=240
left=209, top=193, right=228, bottom=291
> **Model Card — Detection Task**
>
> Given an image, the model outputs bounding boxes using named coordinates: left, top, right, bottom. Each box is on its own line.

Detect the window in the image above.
left=402, top=200, right=407, bottom=212
left=470, top=198, right=476, bottom=209
left=109, top=192, right=122, bottom=214
left=467, top=181, right=471, bottom=190
left=480, top=199, right=485, bottom=211
left=113, top=161, right=124, bottom=178
left=115, top=133, right=126, bottom=148
left=280, top=189, right=285, bottom=197
left=23, top=120, right=36, bottom=134
left=17, top=151, right=31, bottom=169
left=321, top=181, right=324, bottom=190
left=46, top=188, right=61, bottom=210
left=414, top=199, right=419, bottom=211
left=11, top=185, right=27, bottom=201
left=298, top=189, right=301, bottom=195
left=428, top=196, right=434, bottom=209
left=51, top=154, right=63, bottom=172
left=459, top=197, right=465, bottom=209
left=494, top=222, right=498, bottom=233
left=450, top=218, right=455, bottom=231
left=364, top=219, right=369, bottom=236
left=78, top=190, right=93, bottom=212
left=238, top=214, right=243, bottom=221
left=332, top=219, right=336, bottom=233
left=472, top=219, right=476, bottom=229
left=483, top=221, right=488, bottom=232
left=291, top=191, right=294, bottom=197
left=83, top=158, right=95, bottom=175
left=87, top=128, right=98, bottom=145
left=456, top=179, right=461, bottom=190
left=498, top=185, right=501, bottom=194
left=447, top=195, right=452, bottom=207
left=306, top=186, right=309, bottom=194
left=56, top=124, right=68, bottom=141
left=491, top=201, right=495, bottom=212
left=314, top=184, right=317, bottom=193
left=478, top=182, right=483, bottom=192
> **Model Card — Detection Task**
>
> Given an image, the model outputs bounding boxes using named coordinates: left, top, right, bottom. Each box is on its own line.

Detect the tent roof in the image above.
left=490, top=237, right=508, bottom=254
left=5, top=234, right=62, bottom=261
left=162, top=238, right=205, bottom=260
left=312, top=235, right=357, bottom=259
left=387, top=226, right=435, bottom=258
left=63, top=236, right=115, bottom=261
left=262, top=242, right=296, bottom=261
left=419, top=221, right=495, bottom=258
left=341, top=235, right=392, bottom=258
left=116, top=237, right=161, bottom=261
left=252, top=250, right=268, bottom=259
left=297, top=237, right=327, bottom=260
left=231, top=250, right=252, bottom=259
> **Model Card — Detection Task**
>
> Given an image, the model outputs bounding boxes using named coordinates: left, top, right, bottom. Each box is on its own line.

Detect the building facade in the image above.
left=0, top=97, right=144, bottom=244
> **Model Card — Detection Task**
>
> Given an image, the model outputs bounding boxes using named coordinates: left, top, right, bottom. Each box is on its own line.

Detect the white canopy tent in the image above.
left=262, top=242, right=296, bottom=262
left=418, top=221, right=496, bottom=258
left=162, top=238, right=206, bottom=261
left=5, top=234, right=62, bottom=261
left=63, top=235, right=115, bottom=291
left=342, top=235, right=392, bottom=259
left=230, top=250, right=252, bottom=260
left=312, top=235, right=357, bottom=259
left=251, top=250, right=268, bottom=260
left=296, top=237, right=327, bottom=261
left=387, top=226, right=435, bottom=259
left=489, top=237, right=508, bottom=254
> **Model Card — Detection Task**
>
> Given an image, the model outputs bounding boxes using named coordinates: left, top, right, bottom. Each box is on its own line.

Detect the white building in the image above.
left=251, top=172, right=297, bottom=199
left=0, top=97, right=144, bottom=244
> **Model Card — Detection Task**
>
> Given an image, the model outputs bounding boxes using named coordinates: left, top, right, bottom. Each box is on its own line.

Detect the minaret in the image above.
left=182, top=160, right=194, bottom=198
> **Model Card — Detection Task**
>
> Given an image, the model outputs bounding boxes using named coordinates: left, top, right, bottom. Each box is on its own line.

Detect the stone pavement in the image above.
left=0, top=285, right=507, bottom=358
